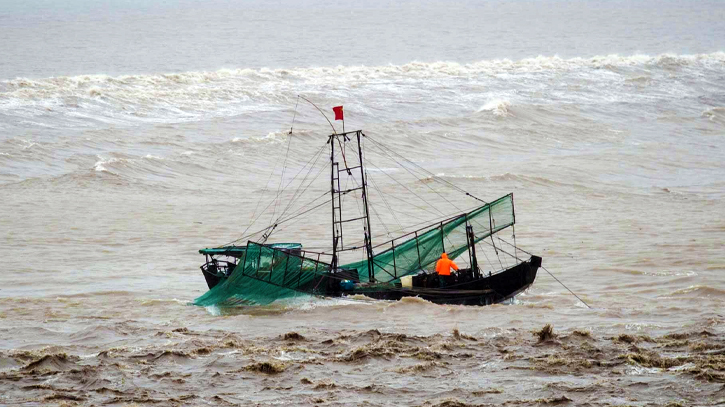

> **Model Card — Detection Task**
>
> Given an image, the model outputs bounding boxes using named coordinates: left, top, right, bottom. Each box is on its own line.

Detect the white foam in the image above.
left=93, top=156, right=122, bottom=172
left=477, top=99, right=512, bottom=117
left=1, top=52, right=722, bottom=128
left=251, top=132, right=287, bottom=144
left=702, top=107, right=725, bottom=122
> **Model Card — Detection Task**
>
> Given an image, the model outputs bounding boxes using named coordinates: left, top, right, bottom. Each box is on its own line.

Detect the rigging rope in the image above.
left=365, top=135, right=488, bottom=204
left=231, top=196, right=333, bottom=245
left=367, top=138, right=465, bottom=214
left=368, top=174, right=403, bottom=233
left=222, top=144, right=326, bottom=246
left=235, top=97, right=302, bottom=244
left=271, top=116, right=296, bottom=227
left=275, top=149, right=327, bottom=221
left=365, top=157, right=445, bottom=217
left=476, top=235, right=590, bottom=309
left=266, top=152, right=329, bottom=241
left=344, top=202, right=486, bottom=249
left=542, top=266, right=592, bottom=309
left=255, top=146, right=327, bottom=242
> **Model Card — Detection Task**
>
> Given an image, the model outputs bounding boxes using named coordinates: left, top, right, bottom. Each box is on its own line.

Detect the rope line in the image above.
left=222, top=145, right=327, bottom=246
left=365, top=135, right=488, bottom=204
left=542, top=266, right=592, bottom=309
left=368, top=140, right=462, bottom=214
left=365, top=158, right=444, bottom=218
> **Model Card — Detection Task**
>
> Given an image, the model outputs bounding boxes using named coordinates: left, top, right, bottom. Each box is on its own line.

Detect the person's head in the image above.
left=441, top=253, right=448, bottom=259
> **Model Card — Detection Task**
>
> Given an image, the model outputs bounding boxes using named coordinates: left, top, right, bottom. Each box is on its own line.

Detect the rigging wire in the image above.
left=473, top=236, right=590, bottom=309
left=277, top=190, right=330, bottom=223
left=265, top=197, right=333, bottom=237
left=253, top=145, right=327, bottom=242
left=266, top=151, right=330, bottom=241
left=542, top=266, right=592, bottom=309
left=245, top=95, right=343, bottom=244
left=221, top=144, right=326, bottom=246
left=274, top=148, right=327, bottom=221
left=270, top=100, right=299, bottom=225
left=343, top=203, right=486, bottom=249
left=368, top=200, right=391, bottom=237
left=475, top=241, right=495, bottom=275
left=365, top=141, right=462, bottom=252
left=364, top=168, right=444, bottom=219
left=238, top=148, right=283, bottom=242
left=365, top=157, right=445, bottom=217
left=234, top=97, right=302, bottom=244
left=289, top=96, right=300, bottom=135
left=497, top=233, right=509, bottom=269
left=298, top=95, right=337, bottom=135
left=232, top=196, right=333, bottom=245
left=368, top=174, right=403, bottom=232
left=365, top=135, right=488, bottom=204
left=367, top=139, right=464, bottom=214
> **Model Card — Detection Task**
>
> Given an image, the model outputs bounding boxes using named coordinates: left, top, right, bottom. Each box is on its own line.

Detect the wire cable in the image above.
left=542, top=266, right=592, bottom=309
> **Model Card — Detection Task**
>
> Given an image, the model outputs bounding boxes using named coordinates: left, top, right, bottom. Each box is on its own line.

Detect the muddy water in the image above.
left=2, top=0, right=725, bottom=405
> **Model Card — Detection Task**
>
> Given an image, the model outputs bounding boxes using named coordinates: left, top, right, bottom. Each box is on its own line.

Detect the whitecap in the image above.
left=477, top=99, right=512, bottom=117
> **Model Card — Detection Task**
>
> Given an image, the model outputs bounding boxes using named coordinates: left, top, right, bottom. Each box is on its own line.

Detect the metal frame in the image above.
left=328, top=130, right=375, bottom=281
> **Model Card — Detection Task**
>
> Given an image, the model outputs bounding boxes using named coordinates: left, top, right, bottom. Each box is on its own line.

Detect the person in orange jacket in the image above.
left=435, top=252, right=458, bottom=288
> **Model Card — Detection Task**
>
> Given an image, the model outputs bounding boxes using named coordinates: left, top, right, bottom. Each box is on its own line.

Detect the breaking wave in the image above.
left=477, top=99, right=512, bottom=117
left=3, top=52, right=723, bottom=90
left=702, top=107, right=725, bottom=123
left=0, top=52, right=722, bottom=128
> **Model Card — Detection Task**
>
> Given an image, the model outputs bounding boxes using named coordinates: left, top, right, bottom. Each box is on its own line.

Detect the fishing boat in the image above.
left=195, top=122, right=541, bottom=307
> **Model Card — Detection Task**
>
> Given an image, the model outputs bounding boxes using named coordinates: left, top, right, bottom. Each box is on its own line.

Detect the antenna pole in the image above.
left=357, top=131, right=375, bottom=282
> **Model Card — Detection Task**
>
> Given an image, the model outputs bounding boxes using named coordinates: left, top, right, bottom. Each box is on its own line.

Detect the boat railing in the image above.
left=200, top=260, right=237, bottom=278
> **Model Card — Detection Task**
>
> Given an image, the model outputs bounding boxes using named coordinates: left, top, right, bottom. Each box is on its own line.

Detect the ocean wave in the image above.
left=249, top=132, right=289, bottom=144
left=0, top=52, right=721, bottom=128
left=90, top=152, right=213, bottom=180
left=1, top=52, right=722, bottom=104
left=4, top=52, right=722, bottom=89
left=663, top=285, right=725, bottom=298
left=477, top=99, right=512, bottom=117
left=0, top=51, right=725, bottom=88
left=702, top=107, right=725, bottom=123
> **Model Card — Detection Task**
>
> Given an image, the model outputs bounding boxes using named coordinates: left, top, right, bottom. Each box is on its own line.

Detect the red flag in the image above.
left=332, top=106, right=344, bottom=121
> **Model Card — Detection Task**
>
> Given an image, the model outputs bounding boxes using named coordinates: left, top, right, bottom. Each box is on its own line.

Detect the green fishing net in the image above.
left=193, top=194, right=514, bottom=306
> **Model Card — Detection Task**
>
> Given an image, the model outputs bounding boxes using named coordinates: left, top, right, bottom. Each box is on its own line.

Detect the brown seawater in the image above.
left=2, top=0, right=725, bottom=405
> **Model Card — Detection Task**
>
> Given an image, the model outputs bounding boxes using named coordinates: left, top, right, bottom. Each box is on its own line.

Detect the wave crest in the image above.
left=3, top=52, right=723, bottom=91
left=477, top=99, right=512, bottom=117
left=1, top=52, right=722, bottom=128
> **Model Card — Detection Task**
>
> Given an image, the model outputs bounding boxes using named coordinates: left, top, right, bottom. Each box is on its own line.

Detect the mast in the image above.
left=329, top=133, right=338, bottom=270
left=466, top=224, right=480, bottom=278
left=357, top=131, right=375, bottom=282
left=328, top=130, right=375, bottom=281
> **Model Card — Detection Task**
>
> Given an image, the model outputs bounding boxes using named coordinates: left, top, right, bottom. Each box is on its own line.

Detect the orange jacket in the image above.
left=435, top=253, right=459, bottom=276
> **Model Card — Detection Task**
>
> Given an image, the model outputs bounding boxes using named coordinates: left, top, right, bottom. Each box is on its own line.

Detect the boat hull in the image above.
left=349, top=256, right=541, bottom=306
left=197, top=244, right=541, bottom=307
